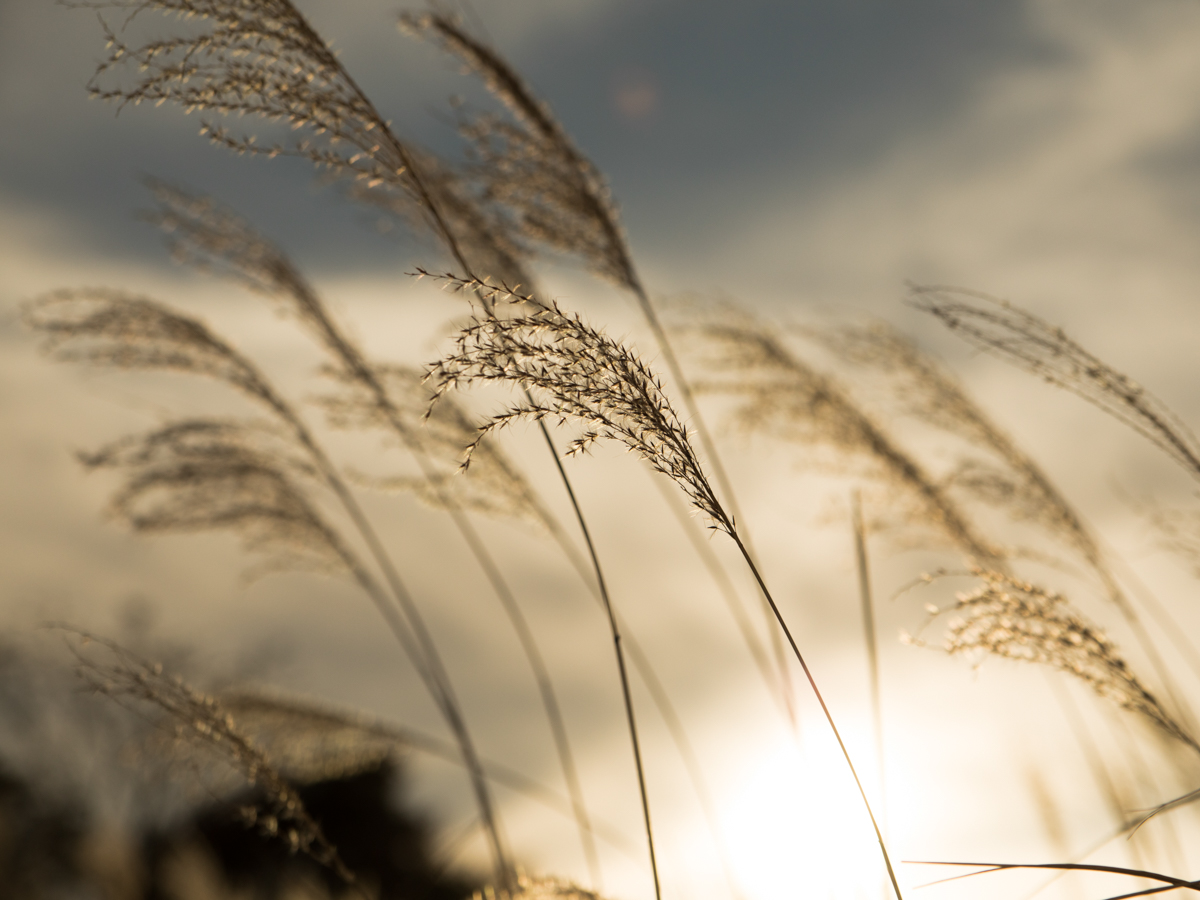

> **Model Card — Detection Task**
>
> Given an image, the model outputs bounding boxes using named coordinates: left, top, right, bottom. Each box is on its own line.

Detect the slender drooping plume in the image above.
left=88, top=0, right=470, bottom=259
left=427, top=277, right=728, bottom=535
left=922, top=571, right=1198, bottom=755
left=80, top=419, right=358, bottom=578
left=400, top=12, right=635, bottom=290
left=689, top=303, right=1003, bottom=566
left=426, top=273, right=906, bottom=900
left=61, top=629, right=360, bottom=889
left=911, top=286, right=1200, bottom=481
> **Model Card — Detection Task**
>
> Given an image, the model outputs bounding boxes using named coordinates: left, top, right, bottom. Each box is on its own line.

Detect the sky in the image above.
left=6, top=1, right=1200, bottom=899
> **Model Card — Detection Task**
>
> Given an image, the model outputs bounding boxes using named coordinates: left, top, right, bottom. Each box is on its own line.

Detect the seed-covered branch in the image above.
left=424, top=274, right=729, bottom=537
left=911, top=286, right=1200, bottom=480
left=62, top=628, right=358, bottom=887
left=926, top=570, right=1198, bottom=754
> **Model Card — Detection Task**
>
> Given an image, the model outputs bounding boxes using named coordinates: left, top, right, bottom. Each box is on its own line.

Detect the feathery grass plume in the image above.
left=923, top=570, right=1199, bottom=754
left=25, top=288, right=280, bottom=401
left=60, top=628, right=360, bottom=889
left=426, top=273, right=906, bottom=900
left=689, top=302, right=1003, bottom=566
left=87, top=0, right=468, bottom=253
left=426, top=275, right=728, bottom=537
left=401, top=13, right=634, bottom=291
left=79, top=419, right=359, bottom=579
left=403, top=7, right=755, bottom=529
left=910, top=286, right=1200, bottom=481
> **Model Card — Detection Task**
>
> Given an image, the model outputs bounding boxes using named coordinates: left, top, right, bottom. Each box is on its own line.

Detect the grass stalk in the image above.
left=729, top=530, right=905, bottom=900
left=649, top=472, right=791, bottom=726
left=536, top=422, right=663, bottom=900
left=851, top=490, right=887, bottom=839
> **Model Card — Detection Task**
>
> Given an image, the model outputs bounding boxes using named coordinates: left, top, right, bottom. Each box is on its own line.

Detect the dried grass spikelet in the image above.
left=936, top=570, right=1198, bottom=752
left=689, top=302, right=1002, bottom=565
left=817, top=322, right=1090, bottom=542
left=87, top=0, right=436, bottom=212
left=61, top=629, right=358, bottom=886
left=423, top=272, right=730, bottom=535
left=144, top=181, right=364, bottom=353
left=25, top=288, right=277, bottom=401
left=910, top=286, right=1200, bottom=480
left=402, top=13, right=638, bottom=292
left=216, top=690, right=397, bottom=784
left=80, top=419, right=354, bottom=579
left=323, top=364, right=545, bottom=526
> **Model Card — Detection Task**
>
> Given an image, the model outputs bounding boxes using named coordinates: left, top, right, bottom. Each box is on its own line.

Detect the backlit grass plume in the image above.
left=690, top=303, right=1003, bottom=566
left=401, top=12, right=753, bottom=557
left=88, top=0, right=460, bottom=247
left=80, top=419, right=352, bottom=579
left=402, top=13, right=633, bottom=292
left=425, top=275, right=728, bottom=536
left=911, top=286, right=1200, bottom=481
left=924, top=571, right=1198, bottom=754
left=25, top=288, right=276, bottom=400
left=62, top=629, right=360, bottom=889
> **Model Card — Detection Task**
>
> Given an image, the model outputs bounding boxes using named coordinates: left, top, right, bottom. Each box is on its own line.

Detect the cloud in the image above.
left=712, top=0, right=1200, bottom=318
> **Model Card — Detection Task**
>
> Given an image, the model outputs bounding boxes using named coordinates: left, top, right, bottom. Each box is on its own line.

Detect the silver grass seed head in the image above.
left=402, top=14, right=637, bottom=292
left=82, top=418, right=353, bottom=580
left=89, top=0, right=421, bottom=202
left=421, top=273, right=730, bottom=535
left=941, top=570, right=1195, bottom=750
left=911, top=285, right=1200, bottom=481
left=62, top=629, right=354, bottom=880
left=24, top=288, right=277, bottom=406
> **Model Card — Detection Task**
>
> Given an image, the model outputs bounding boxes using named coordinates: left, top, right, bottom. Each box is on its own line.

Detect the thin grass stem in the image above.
left=535, top=420, right=662, bottom=900
left=851, top=490, right=887, bottom=840
left=729, top=530, right=904, bottom=900
left=649, top=471, right=790, bottom=726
